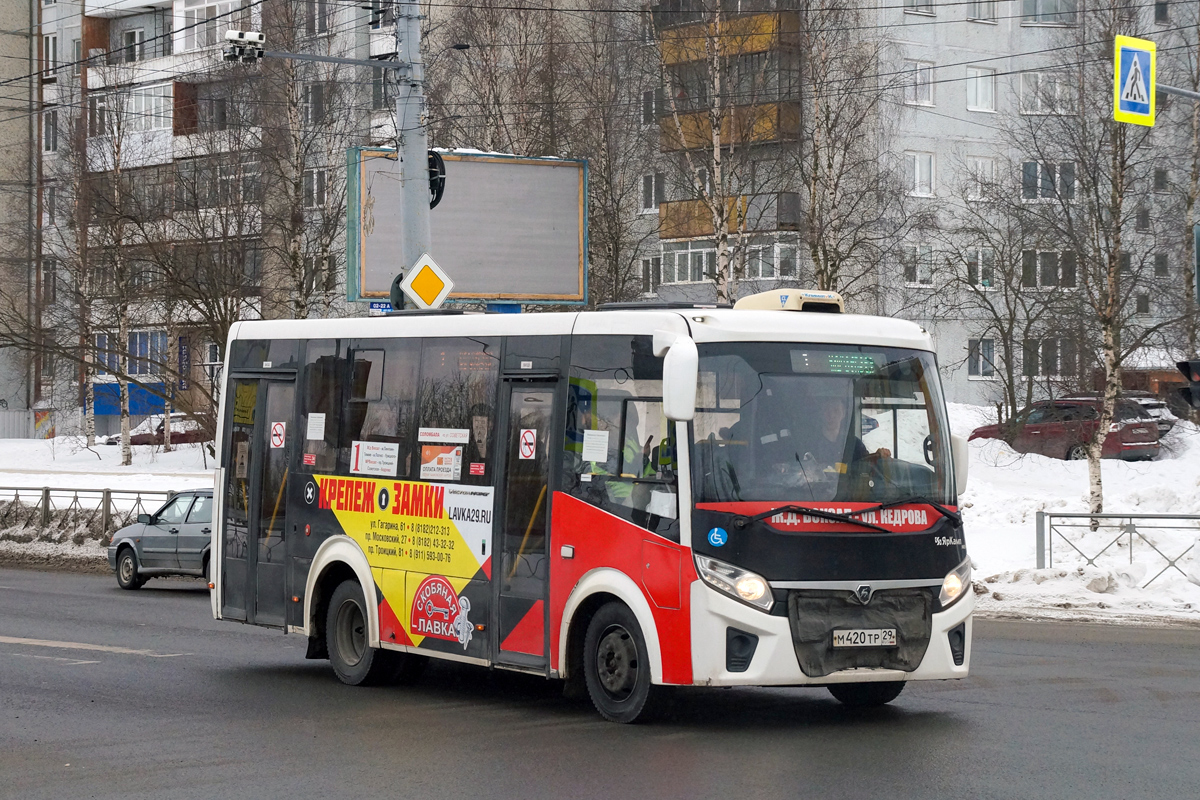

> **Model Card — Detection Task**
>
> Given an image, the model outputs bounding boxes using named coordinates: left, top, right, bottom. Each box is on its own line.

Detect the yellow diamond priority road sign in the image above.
left=399, top=253, right=454, bottom=309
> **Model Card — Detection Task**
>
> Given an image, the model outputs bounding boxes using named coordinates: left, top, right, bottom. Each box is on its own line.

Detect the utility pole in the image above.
left=225, top=14, right=434, bottom=304
left=395, top=0, right=431, bottom=279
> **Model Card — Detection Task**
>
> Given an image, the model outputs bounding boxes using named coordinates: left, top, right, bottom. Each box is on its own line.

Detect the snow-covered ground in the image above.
left=949, top=403, right=1200, bottom=623
left=2, top=413, right=1200, bottom=623
left=0, top=436, right=214, bottom=491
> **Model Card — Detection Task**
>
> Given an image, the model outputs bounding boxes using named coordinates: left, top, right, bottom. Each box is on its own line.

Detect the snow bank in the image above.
left=0, top=436, right=214, bottom=491
left=949, top=403, right=1200, bottom=622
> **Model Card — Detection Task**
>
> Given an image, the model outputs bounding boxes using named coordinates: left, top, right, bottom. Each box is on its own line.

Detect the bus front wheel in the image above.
left=327, top=580, right=396, bottom=686
left=583, top=602, right=657, bottom=723
left=828, top=681, right=905, bottom=707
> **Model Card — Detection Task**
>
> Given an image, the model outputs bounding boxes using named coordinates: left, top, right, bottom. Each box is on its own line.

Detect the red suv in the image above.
left=969, top=399, right=1159, bottom=461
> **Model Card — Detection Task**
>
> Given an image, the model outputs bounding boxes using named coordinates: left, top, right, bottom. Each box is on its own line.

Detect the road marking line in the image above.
left=0, top=635, right=186, bottom=658
left=10, top=653, right=101, bottom=665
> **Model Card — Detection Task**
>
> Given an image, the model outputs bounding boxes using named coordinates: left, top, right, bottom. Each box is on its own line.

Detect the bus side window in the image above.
left=417, top=338, right=500, bottom=485
left=564, top=335, right=679, bottom=542
left=300, top=340, right=343, bottom=474
left=342, top=339, right=421, bottom=478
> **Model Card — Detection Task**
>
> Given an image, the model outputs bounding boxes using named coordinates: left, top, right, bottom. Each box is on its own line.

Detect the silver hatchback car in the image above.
left=108, top=490, right=213, bottom=590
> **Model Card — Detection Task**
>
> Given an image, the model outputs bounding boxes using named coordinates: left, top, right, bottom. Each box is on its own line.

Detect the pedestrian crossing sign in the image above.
left=1113, top=35, right=1155, bottom=127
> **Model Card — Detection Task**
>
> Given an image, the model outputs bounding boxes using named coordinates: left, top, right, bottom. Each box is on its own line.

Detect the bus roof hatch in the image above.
left=733, top=289, right=845, bottom=313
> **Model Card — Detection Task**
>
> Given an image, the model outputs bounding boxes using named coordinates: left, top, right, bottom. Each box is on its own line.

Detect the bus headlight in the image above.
left=695, top=555, right=774, bottom=612
left=939, top=557, right=973, bottom=608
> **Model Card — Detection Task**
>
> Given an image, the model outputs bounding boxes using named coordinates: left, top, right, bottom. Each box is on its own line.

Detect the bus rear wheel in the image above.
left=326, top=580, right=396, bottom=686
left=583, top=602, right=656, bottom=723
left=828, top=681, right=905, bottom=708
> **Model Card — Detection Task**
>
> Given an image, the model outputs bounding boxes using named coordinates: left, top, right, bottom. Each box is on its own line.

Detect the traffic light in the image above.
left=223, top=30, right=264, bottom=63
left=1177, top=360, right=1200, bottom=409
left=428, top=150, right=446, bottom=208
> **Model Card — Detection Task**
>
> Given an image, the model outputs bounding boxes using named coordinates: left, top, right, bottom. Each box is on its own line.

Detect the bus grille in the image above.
left=786, top=588, right=934, bottom=678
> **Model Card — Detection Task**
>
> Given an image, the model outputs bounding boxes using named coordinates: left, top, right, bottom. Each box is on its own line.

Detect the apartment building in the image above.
left=32, top=0, right=392, bottom=432
left=644, top=0, right=1192, bottom=406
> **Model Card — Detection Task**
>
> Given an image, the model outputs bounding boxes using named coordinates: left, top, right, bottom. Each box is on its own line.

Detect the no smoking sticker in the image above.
left=270, top=422, right=286, bottom=449
left=519, top=429, right=537, bottom=460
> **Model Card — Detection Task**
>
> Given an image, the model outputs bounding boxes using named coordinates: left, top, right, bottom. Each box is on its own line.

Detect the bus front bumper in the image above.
left=687, top=580, right=975, bottom=687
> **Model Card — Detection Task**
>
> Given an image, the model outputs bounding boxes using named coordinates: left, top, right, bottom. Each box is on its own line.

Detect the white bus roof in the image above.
left=229, top=308, right=933, bottom=353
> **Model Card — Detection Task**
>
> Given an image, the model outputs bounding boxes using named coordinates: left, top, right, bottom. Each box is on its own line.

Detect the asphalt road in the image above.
left=1, top=567, right=1198, bottom=800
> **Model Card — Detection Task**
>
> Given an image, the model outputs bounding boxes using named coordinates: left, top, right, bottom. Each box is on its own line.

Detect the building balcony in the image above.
left=659, top=192, right=800, bottom=240
left=658, top=12, right=798, bottom=65
left=659, top=101, right=799, bottom=150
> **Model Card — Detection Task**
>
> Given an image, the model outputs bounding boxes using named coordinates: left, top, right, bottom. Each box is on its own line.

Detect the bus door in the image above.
left=493, top=378, right=558, bottom=669
left=221, top=376, right=294, bottom=628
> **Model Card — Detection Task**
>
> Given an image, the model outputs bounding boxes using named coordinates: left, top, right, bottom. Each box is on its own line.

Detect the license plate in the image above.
left=832, top=628, right=897, bottom=648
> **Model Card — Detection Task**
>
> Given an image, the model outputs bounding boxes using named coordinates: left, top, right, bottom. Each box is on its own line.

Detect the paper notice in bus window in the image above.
left=472, top=416, right=489, bottom=458
left=421, top=444, right=463, bottom=480
left=349, top=441, right=399, bottom=477
left=581, top=429, right=609, bottom=463
left=306, top=412, right=326, bottom=441
left=648, top=490, right=678, bottom=519
left=418, top=427, right=470, bottom=444
left=235, top=441, right=249, bottom=479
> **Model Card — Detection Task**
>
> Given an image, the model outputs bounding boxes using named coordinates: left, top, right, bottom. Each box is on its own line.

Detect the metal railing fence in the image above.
left=1035, top=511, right=1200, bottom=588
left=0, top=486, right=175, bottom=543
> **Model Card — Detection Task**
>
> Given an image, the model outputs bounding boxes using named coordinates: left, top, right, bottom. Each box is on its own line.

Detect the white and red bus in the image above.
left=210, top=290, right=974, bottom=722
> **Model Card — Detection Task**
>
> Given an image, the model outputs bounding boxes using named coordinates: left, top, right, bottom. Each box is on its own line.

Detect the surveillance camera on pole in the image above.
left=223, top=30, right=264, bottom=63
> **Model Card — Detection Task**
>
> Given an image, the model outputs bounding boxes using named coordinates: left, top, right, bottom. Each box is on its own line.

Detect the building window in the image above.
left=1136, top=208, right=1150, bottom=231
left=302, top=83, right=325, bottom=126
left=904, top=151, right=934, bottom=196
left=371, top=63, right=395, bottom=110
left=662, top=244, right=715, bottom=283
left=1154, top=253, right=1168, bottom=277
left=968, top=0, right=997, bottom=21
left=966, top=67, right=995, bottom=111
left=303, top=168, right=328, bottom=208
left=1023, top=337, right=1077, bottom=377
left=1154, top=169, right=1168, bottom=191
left=746, top=244, right=776, bottom=279
left=183, top=0, right=244, bottom=50
left=641, top=88, right=663, bottom=125
left=40, top=329, right=55, bottom=379
left=1021, top=0, right=1077, bottom=25
left=904, top=0, right=933, bottom=14
left=303, top=254, right=337, bottom=293
left=122, top=29, right=145, bottom=63
left=44, top=185, right=56, bottom=226
left=1020, top=71, right=1075, bottom=114
left=1022, top=161, right=1075, bottom=200
left=306, top=0, right=332, bottom=34
left=42, top=109, right=58, bottom=152
left=968, top=338, right=995, bottom=377
left=641, top=256, right=661, bottom=294
left=1154, top=1, right=1168, bottom=23
left=369, top=0, right=394, bottom=29
left=43, top=35, right=58, bottom=77
left=641, top=173, right=664, bottom=212
left=42, top=258, right=57, bottom=305
left=903, top=61, right=934, bottom=106
left=1119, top=252, right=1132, bottom=273
left=902, top=243, right=934, bottom=286
left=72, top=39, right=82, bottom=75
left=126, top=84, right=172, bottom=133
left=1022, top=250, right=1076, bottom=288
left=202, top=97, right=228, bottom=131
left=967, top=247, right=995, bottom=288
left=128, top=331, right=168, bottom=376
left=1136, top=293, right=1150, bottom=314
left=965, top=156, right=994, bottom=200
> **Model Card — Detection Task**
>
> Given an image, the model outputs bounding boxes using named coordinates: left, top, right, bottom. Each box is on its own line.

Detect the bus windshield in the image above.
left=691, top=342, right=954, bottom=505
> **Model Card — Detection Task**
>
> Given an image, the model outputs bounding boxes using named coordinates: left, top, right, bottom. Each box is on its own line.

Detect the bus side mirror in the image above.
left=659, top=334, right=698, bottom=422
left=950, top=434, right=969, bottom=496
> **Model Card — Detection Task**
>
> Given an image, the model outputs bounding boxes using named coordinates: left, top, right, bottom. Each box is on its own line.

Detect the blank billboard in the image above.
left=347, top=148, right=587, bottom=303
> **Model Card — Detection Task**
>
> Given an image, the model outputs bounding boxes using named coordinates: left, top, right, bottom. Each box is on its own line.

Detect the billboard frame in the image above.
left=346, top=147, right=588, bottom=305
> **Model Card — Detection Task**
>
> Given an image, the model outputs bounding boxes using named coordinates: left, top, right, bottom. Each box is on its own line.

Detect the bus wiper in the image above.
left=733, top=504, right=889, bottom=533
left=854, top=496, right=962, bottom=526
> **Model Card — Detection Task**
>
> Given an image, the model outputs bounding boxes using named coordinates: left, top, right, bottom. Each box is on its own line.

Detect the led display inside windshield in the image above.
left=790, top=350, right=883, bottom=374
